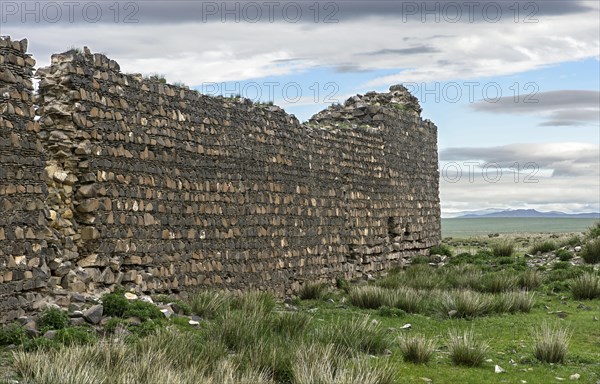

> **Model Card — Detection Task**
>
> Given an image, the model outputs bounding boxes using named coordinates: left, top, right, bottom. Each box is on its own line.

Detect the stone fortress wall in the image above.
left=1, top=36, right=440, bottom=320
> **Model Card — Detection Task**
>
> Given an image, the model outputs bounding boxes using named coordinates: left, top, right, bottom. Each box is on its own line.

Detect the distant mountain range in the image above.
left=447, top=209, right=600, bottom=219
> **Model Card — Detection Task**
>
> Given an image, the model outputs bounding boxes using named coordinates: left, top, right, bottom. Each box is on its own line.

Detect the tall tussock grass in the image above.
left=570, top=272, right=600, bottom=299
left=532, top=322, right=571, bottom=363
left=518, top=269, right=542, bottom=290
left=494, top=291, right=536, bottom=313
left=189, top=290, right=232, bottom=319
left=447, top=329, right=488, bottom=367
left=317, top=316, right=390, bottom=356
left=491, top=241, right=514, bottom=257
left=399, top=334, right=436, bottom=364
left=438, top=290, right=494, bottom=318
left=581, top=237, right=600, bottom=264
left=298, top=282, right=328, bottom=300
left=12, top=335, right=275, bottom=384
left=292, top=343, right=395, bottom=384
left=349, top=286, right=390, bottom=309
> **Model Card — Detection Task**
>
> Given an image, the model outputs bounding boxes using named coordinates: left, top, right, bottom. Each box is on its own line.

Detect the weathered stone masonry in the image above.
left=1, top=36, right=440, bottom=320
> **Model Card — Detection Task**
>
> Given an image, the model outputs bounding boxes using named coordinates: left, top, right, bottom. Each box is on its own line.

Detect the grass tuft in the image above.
left=430, top=244, right=452, bottom=257
left=349, top=285, right=389, bottom=309
left=491, top=241, right=514, bottom=257
left=581, top=237, right=600, bottom=264
left=399, top=334, right=436, bottom=364
left=318, top=316, right=390, bottom=356
left=477, top=272, right=517, bottom=293
left=532, top=322, right=571, bottom=363
left=189, top=290, right=232, bottom=319
left=518, top=269, right=542, bottom=290
left=298, top=282, right=327, bottom=300
left=495, top=291, right=536, bottom=313
left=447, top=328, right=488, bottom=367
left=438, top=290, right=493, bottom=318
left=529, top=241, right=557, bottom=254
left=570, top=272, right=600, bottom=299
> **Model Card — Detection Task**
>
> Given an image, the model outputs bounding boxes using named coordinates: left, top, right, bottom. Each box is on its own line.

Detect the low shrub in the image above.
left=123, top=300, right=164, bottom=321
left=447, top=328, right=488, bottom=367
left=335, top=276, right=350, bottom=293
left=529, top=241, right=557, bottom=254
left=170, top=300, right=191, bottom=315
left=298, top=282, right=327, bottom=300
left=103, top=318, right=128, bottom=334
left=581, top=237, right=600, bottom=264
left=560, top=235, right=581, bottom=247
left=102, top=289, right=130, bottom=317
left=430, top=244, right=452, bottom=257
left=55, top=326, right=97, bottom=346
left=555, top=249, right=573, bottom=261
left=532, top=322, right=571, bottom=363
left=0, top=322, right=27, bottom=346
left=491, top=241, right=514, bottom=257
left=37, top=307, right=69, bottom=331
left=411, top=255, right=430, bottom=265
left=570, top=272, right=600, bottom=299
left=399, top=334, right=436, bottom=364
left=21, top=337, right=60, bottom=352
left=552, top=261, right=571, bottom=270
left=585, top=221, right=600, bottom=239
left=378, top=306, right=406, bottom=318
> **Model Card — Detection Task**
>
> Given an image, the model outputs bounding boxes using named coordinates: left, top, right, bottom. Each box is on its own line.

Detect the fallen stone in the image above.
left=83, top=304, right=103, bottom=324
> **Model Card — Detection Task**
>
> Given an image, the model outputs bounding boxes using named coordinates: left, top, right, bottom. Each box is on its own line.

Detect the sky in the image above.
left=1, top=0, right=599, bottom=216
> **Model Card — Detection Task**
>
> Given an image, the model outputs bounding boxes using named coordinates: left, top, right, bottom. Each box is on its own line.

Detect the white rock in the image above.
left=495, top=365, right=505, bottom=373
left=400, top=323, right=412, bottom=329
left=569, top=373, right=580, bottom=380
left=188, top=320, right=200, bottom=326
left=124, top=292, right=138, bottom=300
left=574, top=246, right=581, bottom=252
left=140, top=295, right=154, bottom=303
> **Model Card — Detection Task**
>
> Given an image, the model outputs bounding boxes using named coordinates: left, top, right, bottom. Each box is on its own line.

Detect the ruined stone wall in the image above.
left=0, top=37, right=51, bottom=319
left=1, top=40, right=440, bottom=319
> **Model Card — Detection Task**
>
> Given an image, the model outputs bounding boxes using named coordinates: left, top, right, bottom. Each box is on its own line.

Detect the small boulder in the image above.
left=83, top=304, right=103, bottom=324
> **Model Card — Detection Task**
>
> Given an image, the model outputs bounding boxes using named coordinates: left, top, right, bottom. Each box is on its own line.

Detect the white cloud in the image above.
left=440, top=143, right=600, bottom=214
left=5, top=2, right=598, bottom=87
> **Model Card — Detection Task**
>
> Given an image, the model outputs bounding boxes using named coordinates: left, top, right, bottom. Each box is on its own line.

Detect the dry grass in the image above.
left=447, top=329, right=489, bottom=367
left=399, top=334, right=436, bottom=364
left=438, top=290, right=494, bottom=318
left=532, top=322, right=571, bottom=363
left=570, top=272, right=600, bottom=300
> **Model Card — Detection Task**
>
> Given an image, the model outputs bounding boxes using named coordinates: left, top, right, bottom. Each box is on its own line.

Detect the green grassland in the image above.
left=1, top=226, right=599, bottom=384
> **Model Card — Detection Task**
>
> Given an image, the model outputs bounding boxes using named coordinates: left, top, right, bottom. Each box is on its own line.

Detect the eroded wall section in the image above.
left=1, top=40, right=440, bottom=319
left=0, top=37, right=51, bottom=319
